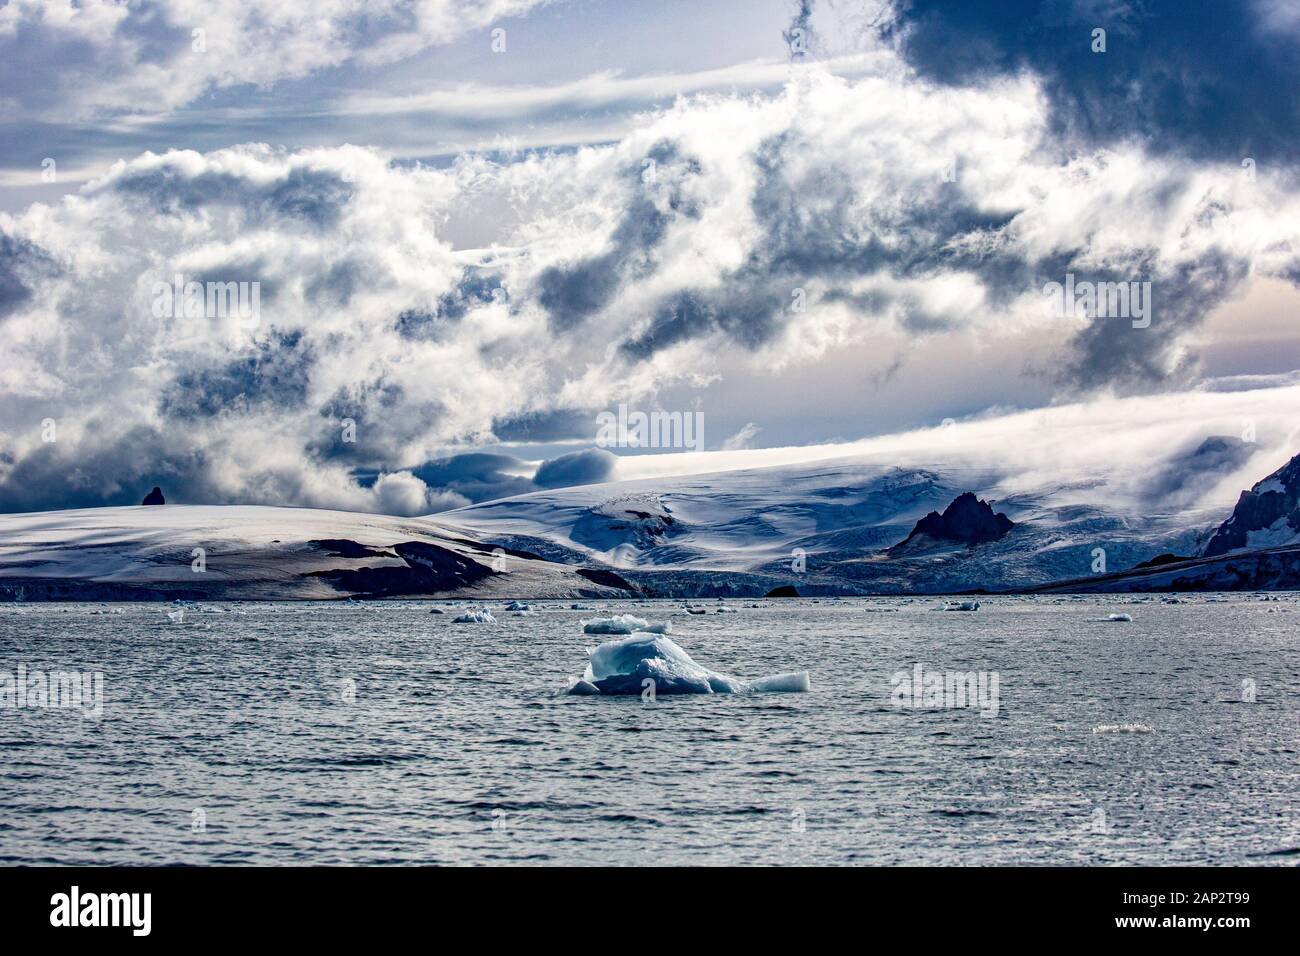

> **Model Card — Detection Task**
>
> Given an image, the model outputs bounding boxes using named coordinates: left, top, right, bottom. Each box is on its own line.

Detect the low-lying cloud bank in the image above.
left=609, top=377, right=1300, bottom=517
left=1, top=36, right=1299, bottom=514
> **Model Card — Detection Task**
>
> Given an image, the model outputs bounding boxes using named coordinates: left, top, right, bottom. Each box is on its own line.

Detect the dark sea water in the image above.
left=1, top=596, right=1297, bottom=865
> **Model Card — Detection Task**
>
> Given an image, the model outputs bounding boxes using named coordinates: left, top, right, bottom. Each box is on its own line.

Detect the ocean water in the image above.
left=1, top=596, right=1297, bottom=866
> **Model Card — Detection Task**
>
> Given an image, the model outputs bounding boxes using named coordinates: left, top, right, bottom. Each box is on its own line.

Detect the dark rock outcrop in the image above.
left=1202, top=452, right=1300, bottom=557
left=141, top=487, right=165, bottom=505
left=306, top=540, right=494, bottom=596
left=308, top=539, right=392, bottom=559
left=893, top=492, right=1013, bottom=550
left=765, top=584, right=801, bottom=597
left=1132, top=552, right=1193, bottom=569
left=574, top=567, right=638, bottom=593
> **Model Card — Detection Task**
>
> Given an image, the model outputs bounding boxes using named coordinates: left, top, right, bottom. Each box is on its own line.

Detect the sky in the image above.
left=1, top=0, right=1299, bottom=515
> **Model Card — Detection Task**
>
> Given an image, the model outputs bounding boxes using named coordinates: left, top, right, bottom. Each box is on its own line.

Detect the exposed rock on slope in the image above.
left=891, top=492, right=1014, bottom=551
left=1201, top=452, right=1300, bottom=557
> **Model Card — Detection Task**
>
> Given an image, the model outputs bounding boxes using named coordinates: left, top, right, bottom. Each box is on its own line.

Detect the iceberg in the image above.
left=452, top=609, right=495, bottom=623
left=505, top=601, right=530, bottom=611
left=582, top=614, right=672, bottom=635
left=570, top=633, right=810, bottom=696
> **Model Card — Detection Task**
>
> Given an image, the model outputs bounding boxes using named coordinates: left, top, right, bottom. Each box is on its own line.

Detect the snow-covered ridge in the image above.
left=0, top=505, right=633, bottom=601
left=2, top=440, right=1292, bottom=600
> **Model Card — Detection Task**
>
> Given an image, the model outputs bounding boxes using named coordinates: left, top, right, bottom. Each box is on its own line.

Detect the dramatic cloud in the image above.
left=533, top=448, right=617, bottom=489
left=2, top=34, right=1299, bottom=514
left=0, top=0, right=547, bottom=120
left=882, top=0, right=1300, bottom=162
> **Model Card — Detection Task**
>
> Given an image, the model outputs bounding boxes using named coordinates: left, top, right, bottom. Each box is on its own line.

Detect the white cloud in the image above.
left=721, top=422, right=761, bottom=450
left=2, top=55, right=1299, bottom=512
left=0, top=0, right=549, bottom=119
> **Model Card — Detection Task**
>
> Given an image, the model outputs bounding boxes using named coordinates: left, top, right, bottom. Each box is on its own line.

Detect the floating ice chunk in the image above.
left=1105, top=613, right=1132, bottom=622
left=685, top=606, right=708, bottom=615
left=505, top=601, right=530, bottom=612
left=1092, top=723, right=1153, bottom=734
left=568, top=679, right=601, bottom=695
left=583, top=614, right=649, bottom=635
left=429, top=607, right=447, bottom=614
left=452, top=609, right=495, bottom=623
left=716, top=606, right=737, bottom=613
left=570, top=634, right=808, bottom=696
left=747, top=671, right=811, bottom=693
left=582, top=614, right=671, bottom=635
left=938, top=601, right=980, bottom=611
left=570, top=604, right=596, bottom=610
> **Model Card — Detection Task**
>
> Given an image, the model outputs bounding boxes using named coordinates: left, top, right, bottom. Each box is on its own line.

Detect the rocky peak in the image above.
left=1201, top=452, right=1300, bottom=557
left=895, top=492, right=1014, bottom=549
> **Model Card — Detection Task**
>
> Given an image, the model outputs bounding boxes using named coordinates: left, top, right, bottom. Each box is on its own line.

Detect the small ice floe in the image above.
left=938, top=601, right=980, bottom=612
left=452, top=609, right=496, bottom=624
left=429, top=607, right=447, bottom=614
left=1090, top=612, right=1133, bottom=622
left=570, top=604, right=596, bottom=610
left=716, top=605, right=737, bottom=613
left=581, top=614, right=672, bottom=635
left=166, top=608, right=185, bottom=624
left=567, top=633, right=810, bottom=696
left=505, top=601, right=530, bottom=612
left=685, top=606, right=708, bottom=615
left=1092, top=723, right=1154, bottom=734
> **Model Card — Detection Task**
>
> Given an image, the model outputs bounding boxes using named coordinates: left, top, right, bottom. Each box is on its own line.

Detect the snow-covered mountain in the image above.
left=438, top=455, right=1221, bottom=595
left=0, top=505, right=635, bottom=601
left=1201, top=452, right=1300, bottom=556
left=1034, top=450, right=1300, bottom=593
left=3, top=441, right=1290, bottom=600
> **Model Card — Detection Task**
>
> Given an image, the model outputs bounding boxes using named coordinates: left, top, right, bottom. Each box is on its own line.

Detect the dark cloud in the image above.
left=621, top=129, right=1019, bottom=359
left=160, top=329, right=314, bottom=419
left=884, top=0, right=1300, bottom=162
left=409, top=453, right=535, bottom=504
left=401, top=448, right=616, bottom=505
left=109, top=162, right=354, bottom=228
left=533, top=448, right=617, bottom=489
left=0, top=423, right=216, bottom=512
left=491, top=408, right=594, bottom=443
left=783, top=0, right=817, bottom=59
left=398, top=269, right=505, bottom=340
left=1060, top=248, right=1251, bottom=392
left=538, top=140, right=701, bottom=331
left=0, top=231, right=55, bottom=320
